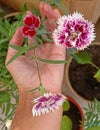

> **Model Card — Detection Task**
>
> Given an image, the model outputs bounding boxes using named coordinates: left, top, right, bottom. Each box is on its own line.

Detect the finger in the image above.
left=39, top=1, right=45, bottom=18
left=54, top=9, right=61, bottom=21
left=44, top=3, right=54, bottom=19
left=6, top=27, right=24, bottom=63
left=43, top=3, right=56, bottom=31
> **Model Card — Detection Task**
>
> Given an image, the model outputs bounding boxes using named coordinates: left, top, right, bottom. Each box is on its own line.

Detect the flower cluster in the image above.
left=32, top=93, right=66, bottom=116
left=22, top=14, right=40, bottom=38
left=53, top=12, right=95, bottom=50
left=21, top=12, right=96, bottom=117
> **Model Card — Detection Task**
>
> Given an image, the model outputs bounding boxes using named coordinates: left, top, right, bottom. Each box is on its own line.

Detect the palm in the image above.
left=9, top=41, right=65, bottom=92
left=6, top=2, right=66, bottom=92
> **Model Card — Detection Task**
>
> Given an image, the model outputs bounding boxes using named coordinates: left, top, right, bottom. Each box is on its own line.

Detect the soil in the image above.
left=63, top=100, right=82, bottom=130
left=69, top=45, right=100, bottom=100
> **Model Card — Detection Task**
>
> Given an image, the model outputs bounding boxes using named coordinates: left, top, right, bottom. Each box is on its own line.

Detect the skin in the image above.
left=6, top=2, right=66, bottom=130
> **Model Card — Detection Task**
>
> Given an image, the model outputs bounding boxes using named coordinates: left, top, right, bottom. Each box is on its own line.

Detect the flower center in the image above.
left=70, top=32, right=78, bottom=40
left=30, top=24, right=35, bottom=29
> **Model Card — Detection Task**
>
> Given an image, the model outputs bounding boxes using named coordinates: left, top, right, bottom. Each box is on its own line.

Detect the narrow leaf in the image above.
left=5, top=102, right=11, bottom=115
left=27, top=86, right=40, bottom=92
left=86, top=126, right=100, bottom=130
left=71, top=52, right=92, bottom=64
left=6, top=44, right=38, bottom=65
left=0, top=25, right=8, bottom=37
left=37, top=57, right=68, bottom=64
left=4, top=19, right=11, bottom=31
left=0, top=38, right=10, bottom=44
left=94, top=70, right=100, bottom=81
left=9, top=44, right=23, bottom=51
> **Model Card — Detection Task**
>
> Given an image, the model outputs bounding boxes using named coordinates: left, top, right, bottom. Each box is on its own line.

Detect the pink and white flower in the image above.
left=53, top=12, right=95, bottom=50
left=22, top=14, right=40, bottom=38
left=32, top=93, right=66, bottom=116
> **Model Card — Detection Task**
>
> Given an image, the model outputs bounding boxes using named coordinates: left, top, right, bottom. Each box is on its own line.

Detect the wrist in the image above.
left=18, top=86, right=62, bottom=100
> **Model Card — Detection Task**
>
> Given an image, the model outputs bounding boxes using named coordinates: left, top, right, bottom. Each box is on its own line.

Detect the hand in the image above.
left=6, top=2, right=66, bottom=130
left=6, top=2, right=66, bottom=94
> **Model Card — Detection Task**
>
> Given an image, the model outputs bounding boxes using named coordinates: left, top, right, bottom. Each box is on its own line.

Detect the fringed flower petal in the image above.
left=53, top=12, right=95, bottom=50
left=32, top=93, right=66, bottom=116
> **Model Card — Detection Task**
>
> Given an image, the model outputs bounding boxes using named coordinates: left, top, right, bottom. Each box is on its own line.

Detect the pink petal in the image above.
left=22, top=26, right=29, bottom=36
left=28, top=29, right=36, bottom=38
left=24, top=15, right=33, bottom=26
left=34, top=17, right=40, bottom=28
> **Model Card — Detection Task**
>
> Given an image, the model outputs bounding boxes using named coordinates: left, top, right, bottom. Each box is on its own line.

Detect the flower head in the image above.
left=32, top=93, right=66, bottom=116
left=22, top=14, right=40, bottom=38
left=53, top=12, right=95, bottom=50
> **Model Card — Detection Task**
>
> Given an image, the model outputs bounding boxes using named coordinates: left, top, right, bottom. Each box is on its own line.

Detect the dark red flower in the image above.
left=22, top=14, right=40, bottom=38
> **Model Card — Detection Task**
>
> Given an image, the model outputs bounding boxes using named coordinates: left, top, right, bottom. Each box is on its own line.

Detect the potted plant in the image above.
left=64, top=42, right=100, bottom=103
left=61, top=96, right=84, bottom=130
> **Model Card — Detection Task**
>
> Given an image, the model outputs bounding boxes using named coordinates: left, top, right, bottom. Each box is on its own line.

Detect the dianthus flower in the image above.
left=32, top=93, right=66, bottom=116
left=53, top=12, right=95, bottom=50
left=22, top=14, right=40, bottom=38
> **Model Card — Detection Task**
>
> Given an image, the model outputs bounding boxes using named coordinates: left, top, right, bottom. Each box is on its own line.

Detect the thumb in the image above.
left=5, top=27, right=24, bottom=64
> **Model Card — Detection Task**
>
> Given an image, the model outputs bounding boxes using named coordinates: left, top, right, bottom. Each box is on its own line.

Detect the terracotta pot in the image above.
left=64, top=42, right=100, bottom=105
left=3, top=12, right=19, bottom=19
left=64, top=95, right=84, bottom=130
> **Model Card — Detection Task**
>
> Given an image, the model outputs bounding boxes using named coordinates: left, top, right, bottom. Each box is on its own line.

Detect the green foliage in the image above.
left=0, top=12, right=24, bottom=130
left=61, top=115, right=72, bottom=130
left=63, top=100, right=70, bottom=111
left=86, top=126, right=100, bottom=130
left=37, top=57, right=68, bottom=64
left=94, top=70, right=100, bottom=81
left=83, top=99, right=100, bottom=130
left=71, top=52, right=92, bottom=64
left=71, top=51, right=100, bottom=81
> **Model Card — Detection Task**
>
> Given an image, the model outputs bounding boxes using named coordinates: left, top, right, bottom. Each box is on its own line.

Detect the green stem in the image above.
left=90, top=62, right=99, bottom=70
left=34, top=50, right=46, bottom=95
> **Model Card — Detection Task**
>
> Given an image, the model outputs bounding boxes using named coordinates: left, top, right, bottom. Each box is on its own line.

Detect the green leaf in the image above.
left=55, top=1, right=68, bottom=15
left=61, top=115, right=72, bottom=130
left=21, top=3, right=28, bottom=12
left=71, top=52, right=92, bottom=64
left=0, top=25, right=9, bottom=37
left=5, top=102, right=11, bottom=115
left=9, top=44, right=23, bottom=51
left=9, top=21, right=19, bottom=37
left=27, top=86, right=40, bottom=93
left=6, top=44, right=38, bottom=65
left=94, top=70, right=100, bottom=80
left=37, top=29, right=52, bottom=35
left=4, top=19, right=11, bottom=31
left=0, top=92, right=10, bottom=104
left=37, top=57, right=68, bottom=64
left=63, top=100, right=70, bottom=111
left=0, top=38, right=10, bottom=45
left=86, top=126, right=100, bottom=130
